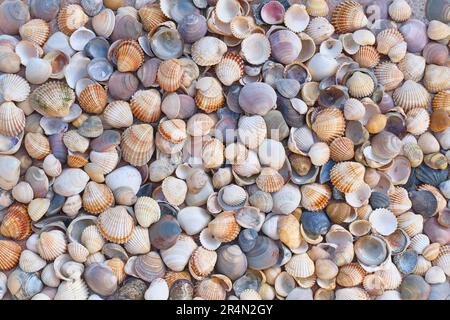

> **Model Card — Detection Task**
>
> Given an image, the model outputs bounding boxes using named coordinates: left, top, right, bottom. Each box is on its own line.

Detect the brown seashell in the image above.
left=121, top=124, right=154, bottom=166
left=331, top=0, right=368, bottom=34
left=301, top=183, right=331, bottom=211
left=353, top=46, right=380, bottom=69
left=195, top=77, right=225, bottom=113
left=366, top=114, right=387, bottom=134
left=0, top=203, right=31, bottom=241
left=376, top=28, right=404, bottom=55
left=256, top=167, right=285, bottom=193
left=57, top=4, right=89, bottom=36
left=0, top=240, right=22, bottom=271
left=139, top=4, right=168, bottom=32
left=0, top=102, right=26, bottom=137
left=432, top=91, right=450, bottom=111
left=330, top=137, right=355, bottom=162
left=189, top=246, right=217, bottom=280
left=208, top=211, right=240, bottom=243
left=67, top=151, right=89, bottom=168
left=78, top=83, right=108, bottom=115
left=326, top=202, right=353, bottom=224
left=337, top=263, right=366, bottom=287
left=103, top=101, right=133, bottom=128
left=158, top=119, right=187, bottom=144
left=330, top=161, right=366, bottom=193
left=19, top=19, right=50, bottom=47
left=430, top=109, right=450, bottom=133
left=156, top=59, right=184, bottom=92
left=374, top=62, right=404, bottom=92
left=215, top=52, right=244, bottom=86
left=24, top=132, right=51, bottom=160
left=115, top=40, right=145, bottom=73
left=83, top=182, right=115, bottom=214
left=388, top=187, right=412, bottom=216
left=130, top=90, right=161, bottom=123
left=311, top=108, right=346, bottom=143
left=97, top=206, right=134, bottom=244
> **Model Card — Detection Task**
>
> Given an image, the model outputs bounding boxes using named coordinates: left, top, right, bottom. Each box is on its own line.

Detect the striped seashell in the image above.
left=240, top=289, right=262, bottom=300
left=413, top=255, right=432, bottom=275
left=90, top=150, right=120, bottom=175
left=388, top=187, right=412, bottom=215
left=81, top=225, right=105, bottom=254
left=37, top=230, right=67, bottom=261
left=78, top=82, right=108, bottom=114
left=311, top=107, right=346, bottom=143
left=54, top=278, right=89, bottom=300
left=423, top=64, right=450, bottom=94
left=19, top=19, right=50, bottom=46
left=375, top=261, right=402, bottom=290
left=156, top=59, right=184, bottom=92
left=230, top=16, right=255, bottom=39
left=27, top=198, right=51, bottom=222
left=432, top=90, right=450, bottom=111
left=423, top=243, right=441, bottom=262
left=158, top=119, right=187, bottom=144
left=19, top=249, right=46, bottom=273
left=397, top=211, right=423, bottom=237
left=398, top=53, right=426, bottom=82
left=256, top=167, right=285, bottom=193
left=0, top=74, right=30, bottom=102
left=330, top=161, right=365, bottom=193
left=121, top=124, right=154, bottom=166
left=103, top=101, right=134, bottom=128
left=0, top=240, right=22, bottom=271
left=388, top=41, right=407, bottom=63
left=202, top=138, right=225, bottom=169
left=389, top=0, right=412, bottom=22
left=139, top=4, right=168, bottom=32
left=57, top=4, right=89, bottom=35
left=300, top=183, right=331, bottom=211
left=409, top=234, right=430, bottom=254
left=63, top=130, right=89, bottom=153
left=67, top=242, right=90, bottom=263
left=433, top=245, right=450, bottom=276
left=124, top=226, right=151, bottom=255
left=238, top=115, right=267, bottom=150
left=134, top=197, right=161, bottom=228
left=346, top=71, right=374, bottom=98
left=135, top=252, right=166, bottom=283
left=336, top=263, right=366, bottom=287
left=305, top=0, right=329, bottom=17
left=406, top=108, right=430, bottom=136
left=376, top=28, right=404, bottom=55
left=164, top=271, right=192, bottom=288
left=97, top=206, right=134, bottom=244
left=335, top=287, right=370, bottom=300
left=374, top=62, right=404, bottom=92
left=195, top=77, right=225, bottom=113
left=106, top=257, right=126, bottom=284
left=208, top=211, right=241, bottom=243
left=67, top=151, right=89, bottom=168
left=82, top=182, right=114, bottom=214
left=393, top=80, right=431, bottom=112
left=189, top=246, right=217, bottom=280
left=24, top=132, right=51, bottom=160
left=331, top=0, right=368, bottom=34
left=0, top=203, right=32, bottom=240
left=240, top=33, right=271, bottom=65
left=29, top=81, right=75, bottom=118
left=285, top=253, right=315, bottom=278
left=130, top=89, right=161, bottom=123
left=115, top=39, right=144, bottom=73
left=305, top=17, right=335, bottom=44
left=329, top=137, right=354, bottom=161
left=215, top=52, right=244, bottom=86
left=352, top=46, right=380, bottom=68
left=195, top=276, right=228, bottom=300
left=0, top=102, right=26, bottom=137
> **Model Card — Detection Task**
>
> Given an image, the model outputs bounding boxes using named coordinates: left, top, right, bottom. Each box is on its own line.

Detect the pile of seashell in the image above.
left=0, top=0, right=449, bottom=301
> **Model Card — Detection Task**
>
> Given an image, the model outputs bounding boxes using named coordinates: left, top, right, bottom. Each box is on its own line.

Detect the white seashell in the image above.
left=160, top=234, right=198, bottom=272
left=369, top=209, right=398, bottom=236
left=19, top=250, right=47, bottom=273
left=307, top=53, right=338, bottom=81
left=352, top=30, right=375, bottom=46
left=105, top=165, right=142, bottom=194
left=41, top=263, right=61, bottom=288
left=53, top=169, right=90, bottom=197
left=144, top=278, right=169, bottom=300
left=69, top=27, right=96, bottom=51
left=177, top=207, right=211, bottom=235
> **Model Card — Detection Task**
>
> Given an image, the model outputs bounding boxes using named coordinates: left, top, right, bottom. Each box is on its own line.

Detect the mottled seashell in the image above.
left=29, top=0, right=60, bottom=21
left=240, top=33, right=271, bottom=65
left=97, top=206, right=134, bottom=244
left=0, top=240, right=21, bottom=271
left=423, top=42, right=449, bottom=66
left=331, top=0, right=367, bottom=34
left=57, top=4, right=89, bottom=36
left=84, top=263, right=117, bottom=296
left=399, top=19, right=429, bottom=53
left=37, top=230, right=67, bottom=261
left=409, top=190, right=438, bottom=219
left=301, top=210, right=331, bottom=237
left=195, top=77, right=225, bottom=113
left=149, top=214, right=181, bottom=250
left=29, top=81, right=75, bottom=118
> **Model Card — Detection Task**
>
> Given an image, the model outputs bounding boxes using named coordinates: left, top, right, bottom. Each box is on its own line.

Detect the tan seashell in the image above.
left=103, top=100, right=133, bottom=128
left=240, top=33, right=271, bottom=65
left=409, top=234, right=431, bottom=255
left=202, top=138, right=224, bottom=169
left=24, top=132, right=51, bottom=160
left=402, top=142, right=423, bottom=168
left=336, top=263, right=366, bottom=287
left=346, top=71, right=374, bottom=98
left=106, top=257, right=126, bottom=284
left=300, top=183, right=331, bottom=211
left=308, top=142, right=330, bottom=166
left=305, top=0, right=329, bottom=17
left=326, top=202, right=353, bottom=224
left=423, top=243, right=441, bottom=261
left=398, top=53, right=426, bottom=82
left=335, top=287, right=370, bottom=300
left=240, top=289, right=262, bottom=300
left=311, top=107, right=346, bottom=143
left=389, top=0, right=412, bottom=22
left=352, top=30, right=375, bottom=46
left=195, top=77, right=225, bottom=113
left=352, top=46, right=380, bottom=69
left=57, top=4, right=89, bottom=36
left=92, top=8, right=116, bottom=38
left=62, top=195, right=83, bottom=217
left=330, top=161, right=365, bottom=193
left=29, top=81, right=75, bottom=118
left=27, top=198, right=50, bottom=222
left=305, top=17, right=335, bottom=44
left=121, top=124, right=154, bottom=166
left=406, top=108, right=430, bottom=136
left=413, top=255, right=432, bottom=275
left=191, top=37, right=227, bottom=66
left=388, top=41, right=407, bottom=63
left=343, top=98, right=365, bottom=121
left=285, top=253, right=315, bottom=278
left=63, top=130, right=90, bottom=153
left=0, top=102, right=26, bottom=137
left=156, top=59, right=184, bottom=92
left=162, top=176, right=188, bottom=206
left=375, top=261, right=402, bottom=290
left=67, top=242, right=89, bottom=263
left=230, top=16, right=255, bottom=39
left=12, top=182, right=33, bottom=204
left=374, top=62, right=404, bottom=92
left=256, top=167, right=285, bottom=193
left=393, top=80, right=430, bottom=112
left=37, top=230, right=67, bottom=261
left=82, top=182, right=114, bottom=214
left=278, top=214, right=301, bottom=249
left=423, top=64, right=450, bottom=94
left=189, top=246, right=217, bottom=280
left=130, top=89, right=161, bottom=123
left=19, top=19, right=50, bottom=47
left=158, top=119, right=187, bottom=144
left=427, top=20, right=450, bottom=41
left=43, top=154, right=62, bottom=177
left=139, top=4, right=168, bottom=32
left=90, top=149, right=120, bottom=175
left=315, top=259, right=338, bottom=280
left=432, top=91, right=450, bottom=111
left=134, top=197, right=160, bottom=228
left=388, top=187, right=412, bottom=216
left=215, top=52, right=244, bottom=86
left=238, top=115, right=267, bottom=150
left=331, top=0, right=368, bottom=34
left=187, top=113, right=215, bottom=137
left=81, top=225, right=105, bottom=254
left=425, top=266, right=446, bottom=284
left=67, top=151, right=89, bottom=168
left=366, top=114, right=387, bottom=134
left=195, top=276, right=229, bottom=300
left=0, top=240, right=22, bottom=271
left=208, top=211, right=241, bottom=243
left=97, top=206, right=134, bottom=244
left=430, top=109, right=450, bottom=133
left=330, top=137, right=355, bottom=162
left=376, top=28, right=404, bottom=55
left=397, top=211, right=423, bottom=237
left=124, top=225, right=151, bottom=255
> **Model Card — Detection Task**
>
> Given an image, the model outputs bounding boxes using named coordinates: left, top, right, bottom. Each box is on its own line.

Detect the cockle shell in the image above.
left=78, top=82, right=108, bottom=114
left=57, top=5, right=89, bottom=36
left=121, top=124, right=154, bottom=166
left=1, top=203, right=31, bottom=240
left=191, top=36, right=227, bottom=66
left=330, top=161, right=365, bottom=193
left=37, top=230, right=67, bottom=261
left=208, top=211, right=241, bottom=243
left=312, top=108, right=346, bottom=143
left=195, top=77, right=225, bottom=113
left=393, top=80, right=430, bottom=112
left=306, top=17, right=335, bottom=45
left=0, top=74, right=30, bottom=103
left=0, top=240, right=22, bottom=271
left=97, top=206, right=134, bottom=244
left=29, top=81, right=75, bottom=118
left=331, top=0, right=368, bottom=34
left=374, top=62, right=404, bottom=92
left=0, top=102, right=25, bottom=137
left=423, top=64, right=450, bottom=94
left=134, top=197, right=160, bottom=228
left=124, top=226, right=151, bottom=255
left=240, top=33, right=271, bottom=65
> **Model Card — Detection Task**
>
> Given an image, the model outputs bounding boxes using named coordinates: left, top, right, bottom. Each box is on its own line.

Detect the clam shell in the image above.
left=389, top=0, right=412, bottom=22
left=124, top=226, right=151, bottom=255
left=195, top=77, right=225, bottom=113
left=272, top=183, right=301, bottom=215
left=423, top=64, right=450, bottom=94
left=149, top=26, right=183, bottom=60
left=149, top=214, right=181, bottom=250
left=139, top=4, right=168, bottom=32
left=0, top=240, right=22, bottom=271
left=245, top=236, right=279, bottom=270
left=191, top=36, right=227, bottom=66
left=0, top=203, right=32, bottom=240
left=215, top=52, right=244, bottom=86
left=240, top=33, right=271, bottom=65
left=208, top=211, right=240, bottom=243
left=156, top=59, right=184, bottom=92
left=134, top=197, right=160, bottom=228
left=121, top=124, right=154, bottom=166
left=0, top=74, right=30, bottom=103
left=103, top=101, right=133, bottom=128
left=160, top=234, right=197, bottom=272
left=97, top=206, right=134, bottom=244
left=306, top=17, right=335, bottom=45
left=374, top=62, right=404, bottom=92
left=78, top=82, right=108, bottom=114
left=189, top=246, right=217, bottom=280
left=301, top=183, right=331, bottom=211
left=57, top=4, right=89, bottom=36
left=330, top=161, right=365, bottom=193
left=312, top=108, right=346, bottom=144
left=269, top=29, right=302, bottom=65
left=162, top=176, right=187, bottom=206
left=0, top=102, right=26, bottom=137
left=178, top=207, right=211, bottom=235
left=398, top=53, right=426, bottom=82
left=37, top=230, right=67, bottom=261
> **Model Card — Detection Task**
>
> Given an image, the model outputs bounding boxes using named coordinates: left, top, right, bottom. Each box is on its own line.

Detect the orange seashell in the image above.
left=97, top=206, right=134, bottom=244
left=0, top=203, right=32, bottom=241
left=164, top=271, right=192, bottom=288
left=189, top=246, right=217, bottom=280
left=301, top=183, right=331, bottom=211
left=121, top=124, right=155, bottom=166
left=208, top=211, right=241, bottom=243
left=215, top=52, right=245, bottom=86
left=311, top=107, right=346, bottom=143
left=106, top=257, right=126, bottom=284
left=374, top=62, right=404, bottom=92
left=329, top=137, right=354, bottom=162
left=156, top=59, right=184, bottom=92
left=24, top=132, right=51, bottom=160
left=130, top=89, right=161, bottom=123
left=0, top=240, right=22, bottom=271
left=57, top=4, right=89, bottom=35
left=256, top=167, right=285, bottom=193
left=430, top=109, right=450, bottom=133
left=337, top=263, right=367, bottom=287
left=195, top=77, right=225, bottom=113
left=19, top=19, right=49, bottom=47
left=330, top=161, right=366, bottom=193
left=432, top=90, right=450, bottom=111
left=115, top=40, right=145, bottom=73
left=78, top=82, right=108, bottom=114
left=82, top=181, right=115, bottom=214
left=67, top=152, right=89, bottom=168
left=158, top=119, right=187, bottom=144
left=352, top=46, right=380, bottom=68
left=139, top=4, right=168, bottom=32
left=331, top=0, right=368, bottom=34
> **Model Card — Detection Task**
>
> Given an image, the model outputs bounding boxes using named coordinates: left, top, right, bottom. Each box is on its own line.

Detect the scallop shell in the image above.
left=285, top=253, right=315, bottom=278
left=215, top=52, right=244, bottom=86
left=130, top=90, right=161, bottom=123
left=139, top=4, right=168, bottom=32
left=156, top=59, right=184, bottom=92
left=398, top=53, right=426, bottom=82
left=346, top=71, right=375, bottom=98
left=305, top=0, right=329, bottom=17
left=57, top=4, right=89, bottom=36
left=0, top=240, right=22, bottom=271
left=336, top=263, right=366, bottom=287
left=393, top=80, right=431, bottom=112
left=78, top=82, right=108, bottom=114
left=0, top=74, right=30, bottom=103
left=374, top=62, right=404, bottom=92
left=300, top=183, right=331, bottom=211
left=388, top=187, right=412, bottom=215
left=256, top=167, right=284, bottom=193
left=102, top=101, right=133, bottom=128
left=311, top=107, right=346, bottom=143
left=331, top=0, right=368, bottom=34
left=97, top=206, right=134, bottom=244
left=397, top=211, right=424, bottom=237
left=376, top=28, right=404, bottom=55
left=230, top=15, right=254, bottom=39
left=208, top=211, right=241, bottom=243
left=0, top=102, right=25, bottom=137
left=329, top=137, right=355, bottom=162
left=27, top=198, right=51, bottom=222
left=37, top=230, right=67, bottom=261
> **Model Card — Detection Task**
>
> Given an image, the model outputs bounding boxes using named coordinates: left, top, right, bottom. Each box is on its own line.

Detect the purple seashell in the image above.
left=178, top=13, right=207, bottom=44
left=269, top=30, right=302, bottom=65
left=424, top=217, right=450, bottom=245
left=90, top=130, right=121, bottom=152
left=399, top=19, right=429, bottom=53
left=48, top=133, right=67, bottom=164
left=379, top=92, right=395, bottom=113
left=137, top=58, right=161, bottom=88
left=260, top=1, right=286, bottom=25
left=149, top=214, right=181, bottom=250
left=108, top=71, right=139, bottom=100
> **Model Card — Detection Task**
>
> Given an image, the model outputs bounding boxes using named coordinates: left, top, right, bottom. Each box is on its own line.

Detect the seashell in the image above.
left=215, top=52, right=244, bottom=86
left=301, top=183, right=331, bottom=211
left=7, top=269, right=43, bottom=300
left=229, top=15, right=253, bottom=39
left=110, top=11, right=143, bottom=42
left=139, top=4, right=168, bottom=32
left=427, top=20, right=450, bottom=41
left=53, top=168, right=89, bottom=197
left=121, top=124, right=154, bottom=166
left=0, top=74, right=30, bottom=103
left=189, top=246, right=217, bottom=280
left=374, top=62, right=404, bottom=92
left=191, top=36, right=227, bottom=66
left=312, top=108, right=346, bottom=143
left=195, top=77, right=225, bottom=113
left=398, top=53, right=426, bottom=83
left=405, top=108, right=430, bottom=136
left=409, top=190, right=438, bottom=218
left=330, top=161, right=365, bottom=193
left=425, top=266, right=446, bottom=284
left=177, top=206, right=211, bottom=236
left=82, top=182, right=114, bottom=214
left=0, top=0, right=30, bottom=34
left=284, top=4, right=309, bottom=33
left=78, top=82, right=108, bottom=115
left=237, top=115, right=267, bottom=150
left=369, top=208, right=398, bottom=236
left=107, top=71, right=139, bottom=101
left=24, top=132, right=50, bottom=160
left=343, top=98, right=365, bottom=121
left=134, top=197, right=160, bottom=228
left=149, top=26, right=183, bottom=60
left=329, top=137, right=354, bottom=162
left=81, top=225, right=105, bottom=254
left=27, top=198, right=51, bottom=222
left=256, top=167, right=284, bottom=193
left=202, top=138, right=224, bottom=169
left=305, top=17, right=335, bottom=45
left=305, top=0, right=329, bottom=17
left=89, top=150, right=119, bottom=176
left=352, top=46, right=379, bottom=69
left=308, top=142, right=330, bottom=167
left=160, top=234, right=197, bottom=272
left=102, top=101, right=133, bottom=128
left=397, top=211, right=424, bottom=237
left=208, top=211, right=240, bottom=243
left=124, top=226, right=151, bottom=255
left=178, top=13, right=207, bottom=43
left=354, top=235, right=390, bottom=271
left=1, top=203, right=32, bottom=240
left=285, top=253, right=315, bottom=278
left=274, top=271, right=295, bottom=297
left=388, top=0, right=412, bottom=22
left=240, top=33, right=271, bottom=65
left=149, top=214, right=181, bottom=250
left=325, top=202, right=353, bottom=224
left=67, top=242, right=89, bottom=263
left=260, top=1, right=285, bottom=25
left=399, top=19, right=429, bottom=53
left=161, top=176, right=187, bottom=206
left=388, top=187, right=412, bottom=215
left=376, top=28, right=404, bottom=56
left=57, top=4, right=89, bottom=36
left=97, top=206, right=134, bottom=244
left=331, top=0, right=368, bottom=34
left=0, top=240, right=21, bottom=271
left=195, top=275, right=230, bottom=300
left=11, top=182, right=33, bottom=204
left=162, top=93, right=196, bottom=120
left=0, top=102, right=25, bottom=137
left=415, top=164, right=448, bottom=186
left=400, top=274, right=431, bottom=300
left=346, top=71, right=374, bottom=98
left=29, top=0, right=60, bottom=21
left=144, top=278, right=169, bottom=300
left=336, top=263, right=366, bottom=287
left=37, top=230, right=67, bottom=261
left=29, top=81, right=75, bottom=118
left=423, top=42, right=449, bottom=66
left=423, top=64, right=450, bottom=94
left=335, top=287, right=369, bottom=300
left=84, top=263, right=117, bottom=296
left=301, top=210, right=331, bottom=237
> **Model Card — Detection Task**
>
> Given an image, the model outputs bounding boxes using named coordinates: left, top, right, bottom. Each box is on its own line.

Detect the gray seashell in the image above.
left=90, top=130, right=121, bottom=152
left=393, top=250, right=418, bottom=274
left=369, top=191, right=390, bottom=209
left=149, top=215, right=181, bottom=250
left=235, top=206, right=265, bottom=231
left=178, top=13, right=207, bottom=44
left=110, top=14, right=143, bottom=42
left=0, top=272, right=7, bottom=299
left=216, top=245, right=248, bottom=280
left=108, top=71, right=139, bottom=100
left=409, top=190, right=438, bottom=218
left=245, top=236, right=280, bottom=270
left=29, top=0, right=60, bottom=21
left=355, top=235, right=390, bottom=270
left=40, top=117, right=68, bottom=135
left=116, top=278, right=147, bottom=300
left=102, top=243, right=129, bottom=261
left=137, top=58, right=161, bottom=88
left=301, top=211, right=331, bottom=236
left=275, top=242, right=292, bottom=267
left=84, top=262, right=118, bottom=296
left=85, top=37, right=110, bottom=59
left=67, top=215, right=97, bottom=243
left=415, top=164, right=449, bottom=187
left=150, top=27, right=183, bottom=60
left=429, top=282, right=450, bottom=300
left=78, top=116, right=103, bottom=138
left=400, top=274, right=431, bottom=300
left=81, top=0, right=103, bottom=17
left=385, top=229, right=410, bottom=255
left=399, top=19, right=429, bottom=53
left=239, top=82, right=277, bottom=116
left=263, top=110, right=290, bottom=142
left=25, top=166, right=49, bottom=198
left=134, top=251, right=166, bottom=283
left=48, top=194, right=66, bottom=216
left=7, top=269, right=43, bottom=300
left=170, top=279, right=194, bottom=300
left=238, top=229, right=259, bottom=253
left=275, top=79, right=301, bottom=99
left=272, top=183, right=301, bottom=215
left=87, top=58, right=114, bottom=82
left=233, top=270, right=263, bottom=297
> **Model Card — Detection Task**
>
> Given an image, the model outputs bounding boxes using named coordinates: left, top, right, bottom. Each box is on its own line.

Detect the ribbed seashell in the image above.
left=398, top=53, right=426, bottom=82
left=343, top=98, right=365, bottom=121
left=0, top=74, right=30, bottom=105
left=102, top=101, right=133, bottom=128
left=19, top=19, right=49, bottom=47
left=161, top=176, right=187, bottom=206
left=124, top=226, right=151, bottom=255
left=57, top=4, right=89, bottom=36
left=300, top=183, right=331, bottom=211
left=393, top=80, right=430, bottom=112
left=331, top=0, right=368, bottom=34
left=305, top=17, right=335, bottom=45
left=388, top=0, right=412, bottom=22
left=406, top=108, right=430, bottom=136
left=195, top=276, right=229, bottom=300
left=335, top=287, right=370, bottom=300
left=27, top=198, right=50, bottom=222
left=397, top=212, right=424, bottom=237
left=191, top=36, right=227, bottom=66
left=37, top=230, right=67, bottom=261
left=240, top=33, right=271, bottom=65
left=186, top=114, right=214, bottom=138
left=256, top=167, right=284, bottom=193
left=105, top=257, right=126, bottom=284
left=329, top=137, right=354, bottom=162
left=311, top=107, right=346, bottom=143
left=159, top=234, right=197, bottom=272
left=432, top=246, right=450, bottom=275
left=81, top=225, right=105, bottom=254
left=374, top=62, right=404, bottom=92
left=0, top=203, right=31, bottom=240
left=427, top=20, right=450, bottom=41
left=178, top=13, right=207, bottom=44
left=114, top=39, right=144, bottom=73
left=129, top=90, right=161, bottom=123
left=409, top=234, right=431, bottom=255
left=24, top=132, right=51, bottom=160
left=423, top=64, right=450, bottom=94
left=133, top=252, right=165, bottom=283
left=11, top=182, right=33, bottom=205
left=139, top=4, right=168, bottom=32
left=402, top=142, right=423, bottom=168
left=201, top=138, right=224, bottom=169
left=62, top=130, right=88, bottom=154
left=29, top=81, right=75, bottom=118
left=67, top=242, right=89, bottom=263
left=388, top=187, right=412, bottom=216
left=425, top=266, right=446, bottom=284
left=285, top=253, right=315, bottom=278
left=81, top=182, right=114, bottom=214
left=336, top=263, right=366, bottom=287
left=97, top=206, right=134, bottom=244
left=215, top=52, right=244, bottom=86
left=121, top=124, right=154, bottom=166
left=229, top=15, right=254, bottom=39
left=423, top=42, right=449, bottom=66
left=305, top=0, right=329, bottom=17
left=0, top=102, right=25, bottom=137
left=346, top=71, right=374, bottom=98
left=208, top=211, right=240, bottom=243
left=330, top=161, right=365, bottom=193
left=78, top=82, right=108, bottom=115
left=189, top=246, right=217, bottom=280
left=134, top=197, right=160, bottom=228
left=195, top=77, right=225, bottom=113
left=353, top=46, right=379, bottom=69
left=0, top=240, right=21, bottom=271
left=237, top=115, right=267, bottom=150
left=376, top=28, right=404, bottom=55
left=158, top=119, right=187, bottom=144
